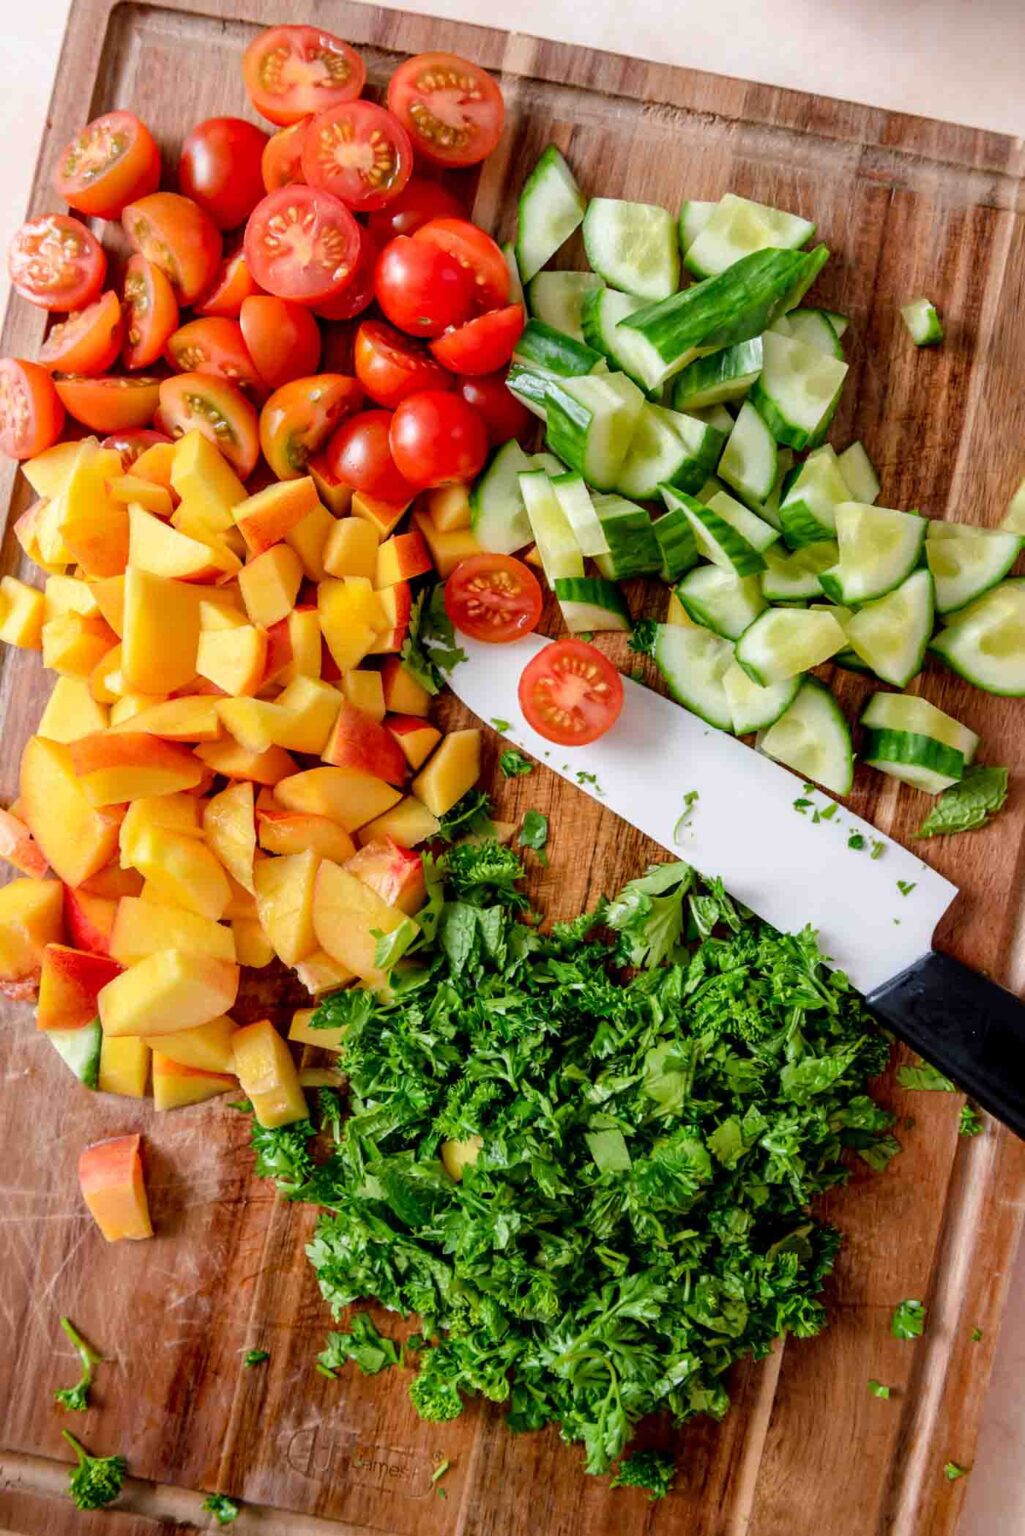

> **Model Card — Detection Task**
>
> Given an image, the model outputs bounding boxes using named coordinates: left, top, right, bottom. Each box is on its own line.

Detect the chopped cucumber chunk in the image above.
left=670, top=336, right=763, bottom=411
left=735, top=606, right=846, bottom=685
left=674, top=565, right=766, bottom=640
left=46, top=1018, right=102, bottom=1088
left=758, top=678, right=854, bottom=795
left=779, top=445, right=851, bottom=548
left=527, top=270, right=602, bottom=343
left=471, top=439, right=563, bottom=553
left=544, top=372, right=645, bottom=491
left=750, top=330, right=848, bottom=450
left=516, top=146, right=586, bottom=283
left=901, top=296, right=944, bottom=347
left=661, top=486, right=777, bottom=577
left=678, top=199, right=716, bottom=254
left=502, top=242, right=524, bottom=305
left=780, top=307, right=844, bottom=358
left=550, top=472, right=609, bottom=558
left=1001, top=477, right=1025, bottom=535
left=718, top=400, right=778, bottom=506
left=583, top=198, right=680, bottom=300
left=652, top=504, right=699, bottom=581
left=819, top=502, right=926, bottom=605
left=845, top=568, right=935, bottom=687
left=836, top=440, right=880, bottom=505
left=760, top=540, right=839, bottom=601
left=684, top=193, right=816, bottom=279
left=690, top=404, right=736, bottom=435
left=652, top=622, right=734, bottom=730
left=616, top=402, right=725, bottom=501
left=554, top=576, right=631, bottom=632
left=755, top=445, right=794, bottom=531
left=861, top=691, right=977, bottom=793
left=519, top=470, right=584, bottom=583
left=514, top=319, right=603, bottom=377
left=580, top=286, right=668, bottom=390
left=822, top=309, right=849, bottom=339
left=506, top=363, right=556, bottom=419
left=925, top=522, right=1022, bottom=614
left=930, top=580, right=1025, bottom=695
left=592, top=494, right=661, bottom=580
left=723, top=661, right=801, bottom=735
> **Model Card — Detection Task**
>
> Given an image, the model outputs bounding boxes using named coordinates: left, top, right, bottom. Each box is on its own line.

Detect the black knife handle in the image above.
left=868, top=952, right=1025, bottom=1139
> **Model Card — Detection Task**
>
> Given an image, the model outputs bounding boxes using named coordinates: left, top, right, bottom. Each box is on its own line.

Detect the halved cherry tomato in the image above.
left=431, top=303, right=524, bottom=375
left=240, top=295, right=321, bottom=391
left=301, top=101, right=413, bottom=213
left=101, top=428, right=171, bottom=467
left=325, top=408, right=418, bottom=502
left=367, top=175, right=465, bottom=243
left=38, top=290, right=123, bottom=375
left=53, top=111, right=161, bottom=219
left=179, top=117, right=270, bottom=230
left=195, top=249, right=261, bottom=317
left=122, top=254, right=179, bottom=370
left=243, top=25, right=366, bottom=127
left=0, top=359, right=65, bottom=459
left=458, top=371, right=531, bottom=446
left=414, top=218, right=509, bottom=311
left=55, top=374, right=160, bottom=434
left=389, top=389, right=488, bottom=488
left=518, top=638, right=624, bottom=746
left=244, top=185, right=360, bottom=306
left=445, top=553, right=543, bottom=643
left=165, top=317, right=263, bottom=396
left=387, top=52, right=504, bottom=168
left=374, top=236, right=475, bottom=337
left=158, top=373, right=260, bottom=478
left=7, top=215, right=106, bottom=312
left=262, top=120, right=308, bottom=192
left=259, top=373, right=362, bottom=479
left=312, top=227, right=377, bottom=321
left=353, top=320, right=450, bottom=408
left=122, top=192, right=223, bottom=305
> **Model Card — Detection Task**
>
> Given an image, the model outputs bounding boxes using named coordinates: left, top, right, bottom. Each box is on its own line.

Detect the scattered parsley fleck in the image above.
left=673, top=790, right=699, bottom=845
left=610, top=1449, right=676, bottom=1501
left=971, top=1327, right=983, bottom=1342
left=848, top=832, right=866, bottom=850
left=628, top=618, right=657, bottom=657
left=202, top=1492, right=240, bottom=1525
left=518, top=809, right=549, bottom=865
left=577, top=631, right=593, bottom=642
left=431, top=1458, right=451, bottom=1498
left=54, top=1316, right=102, bottom=1413
left=630, top=667, right=645, bottom=683
left=576, top=770, right=601, bottom=790
left=793, top=797, right=813, bottom=815
left=869, top=839, right=885, bottom=860
left=499, top=748, right=533, bottom=779
left=897, top=1058, right=955, bottom=1093
left=62, top=1431, right=126, bottom=1512
left=868, top=1379, right=891, bottom=1399
left=943, top=1461, right=969, bottom=1482
left=959, top=1104, right=983, bottom=1136
left=400, top=586, right=467, bottom=695
left=490, top=718, right=511, bottom=734
left=242, top=1349, right=269, bottom=1368
left=917, top=766, right=1009, bottom=839
left=897, top=880, right=916, bottom=897
left=818, top=802, right=838, bottom=822
left=436, top=789, right=496, bottom=844
left=891, top=1299, right=926, bottom=1340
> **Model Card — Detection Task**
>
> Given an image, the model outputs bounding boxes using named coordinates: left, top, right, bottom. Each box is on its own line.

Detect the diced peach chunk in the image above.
left=68, top=731, right=203, bottom=806
left=253, top=848, right=320, bottom=965
left=98, top=1036, right=150, bottom=1098
left=232, top=1017, right=308, bottom=1128
left=386, top=714, right=441, bottom=770
left=284, top=501, right=335, bottom=580
left=292, top=950, right=354, bottom=996
left=357, top=795, right=440, bottom=849
left=126, top=827, right=231, bottom=919
left=152, top=1053, right=236, bottom=1110
left=0, top=806, right=48, bottom=879
left=234, top=477, right=321, bottom=555
left=37, top=675, right=110, bottom=743
left=78, top=1134, right=153, bottom=1240
left=258, top=810, right=355, bottom=863
left=341, top=668, right=385, bottom=722
left=0, top=878, right=65, bottom=986
left=63, top=886, right=117, bottom=956
left=380, top=656, right=432, bottom=717
left=375, top=530, right=432, bottom=588
left=147, top=1014, right=237, bottom=1073
left=233, top=916, right=274, bottom=967
left=412, top=729, right=481, bottom=817
left=313, top=859, right=411, bottom=978
left=351, top=490, right=410, bottom=539
left=0, top=576, right=45, bottom=649
left=202, top=780, right=256, bottom=894
left=323, top=516, right=379, bottom=579
left=108, top=694, right=222, bottom=741
left=318, top=577, right=386, bottom=670
left=239, top=543, right=303, bottom=627
left=99, top=949, right=239, bottom=1036
left=289, top=1005, right=347, bottom=1050
left=109, top=896, right=236, bottom=966
left=121, top=567, right=200, bottom=695
left=346, top=839, right=425, bottom=915
left=413, top=511, right=480, bottom=577
left=108, top=474, right=173, bottom=517
left=196, top=624, right=267, bottom=697
left=171, top=429, right=246, bottom=530
left=195, top=739, right=297, bottom=785
left=128, top=503, right=240, bottom=581
left=275, top=766, right=401, bottom=832
left=41, top=613, right=116, bottom=676
left=321, top=701, right=407, bottom=786
left=425, top=482, right=471, bottom=532
left=20, top=736, right=120, bottom=887
left=37, top=943, right=123, bottom=1031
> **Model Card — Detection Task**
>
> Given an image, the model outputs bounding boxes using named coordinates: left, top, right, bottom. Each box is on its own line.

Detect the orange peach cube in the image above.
left=99, top=948, right=239, bottom=1037
left=232, top=1017, right=308, bottom=1128
left=239, top=543, right=303, bottom=628
left=78, top=1134, right=153, bottom=1240
left=19, top=736, right=120, bottom=887
left=323, top=516, right=379, bottom=580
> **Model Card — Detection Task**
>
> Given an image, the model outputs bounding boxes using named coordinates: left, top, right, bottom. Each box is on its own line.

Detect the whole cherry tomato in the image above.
left=389, top=389, right=488, bottom=488
left=414, top=217, right=509, bottom=311
left=373, top=236, right=474, bottom=337
left=325, top=409, right=418, bottom=502
left=179, top=116, right=270, bottom=229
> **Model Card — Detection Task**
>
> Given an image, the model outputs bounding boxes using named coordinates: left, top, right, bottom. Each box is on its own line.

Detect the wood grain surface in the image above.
left=1, top=3, right=1025, bottom=1533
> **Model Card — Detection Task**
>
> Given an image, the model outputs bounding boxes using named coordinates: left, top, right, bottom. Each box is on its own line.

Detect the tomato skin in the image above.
left=243, top=25, right=366, bottom=127
left=240, top=295, right=322, bottom=391
left=353, top=320, right=451, bottom=408
left=518, top=638, right=624, bottom=747
left=373, top=236, right=475, bottom=337
left=311, top=227, right=378, bottom=321
left=122, top=192, right=223, bottom=305
left=414, top=217, right=509, bottom=311
left=259, top=373, right=363, bottom=479
left=122, top=254, right=179, bottom=371
left=244, top=185, right=361, bottom=306
left=445, top=554, right=543, bottom=643
left=0, top=359, right=65, bottom=459
left=101, top=428, right=171, bottom=467
left=55, top=374, right=161, bottom=434
left=430, top=303, right=524, bottom=375
left=158, top=372, right=260, bottom=478
left=367, top=175, right=465, bottom=244
left=457, top=371, right=531, bottom=446
left=325, top=409, right=418, bottom=501
left=301, top=101, right=413, bottom=213
left=387, top=52, right=504, bottom=168
left=53, top=111, right=161, bottom=219
left=262, top=120, right=308, bottom=192
left=179, top=117, right=270, bottom=230
left=38, top=290, right=124, bottom=375
left=195, top=249, right=261, bottom=317
left=389, top=389, right=488, bottom=488
left=165, top=316, right=263, bottom=396
left=8, top=215, right=107, bottom=312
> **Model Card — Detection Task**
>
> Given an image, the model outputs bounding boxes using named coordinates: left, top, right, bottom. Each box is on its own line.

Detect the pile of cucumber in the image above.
left=470, top=148, right=1025, bottom=800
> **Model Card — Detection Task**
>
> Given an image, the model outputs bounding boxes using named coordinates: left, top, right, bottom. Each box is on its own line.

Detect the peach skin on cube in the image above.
left=386, top=714, right=441, bottom=771
left=171, top=428, right=246, bottom=531
left=98, top=1035, right=150, bottom=1098
left=341, top=669, right=385, bottom=722
left=108, top=473, right=173, bottom=517
left=14, top=498, right=59, bottom=570
left=374, top=530, right=432, bottom=588
left=121, top=567, right=200, bottom=695
left=233, top=1017, right=308, bottom=1128
left=128, top=503, right=240, bottom=581
left=313, top=859, right=412, bottom=979
left=44, top=574, right=99, bottom=621
left=318, top=577, right=386, bottom=671
left=152, top=1053, right=237, bottom=1111
left=196, top=739, right=297, bottom=785
left=284, top=501, right=335, bottom=581
left=60, top=444, right=129, bottom=577
left=321, top=701, right=407, bottom=786
left=425, top=482, right=471, bottom=532
left=239, top=543, right=303, bottom=628
left=63, top=887, right=117, bottom=956
left=413, top=511, right=480, bottom=578
left=37, top=676, right=110, bottom=743
left=20, top=736, right=120, bottom=887
left=308, top=452, right=352, bottom=516
left=196, top=624, right=267, bottom=697
left=380, top=656, right=432, bottom=718
left=68, top=732, right=203, bottom=806
left=289, top=1005, right=347, bottom=1050
left=127, top=827, right=231, bottom=919
left=234, top=477, right=321, bottom=555
left=253, top=848, right=320, bottom=966
left=42, top=613, right=117, bottom=676
left=78, top=1134, right=153, bottom=1241
left=367, top=581, right=413, bottom=654
left=0, top=577, right=45, bottom=649
left=275, top=766, right=401, bottom=832
left=0, top=807, right=49, bottom=879
left=133, top=440, right=176, bottom=495
left=37, top=943, right=123, bottom=1031
left=261, top=617, right=294, bottom=686
left=146, top=1014, right=237, bottom=1073
left=0, top=878, right=65, bottom=986
left=293, top=949, right=354, bottom=996
left=233, top=916, right=275, bottom=967
left=345, top=839, right=425, bottom=915
left=109, top=896, right=236, bottom=966
left=258, top=809, right=355, bottom=863
left=412, top=729, right=481, bottom=817
left=323, top=516, right=379, bottom=580
left=109, top=695, right=222, bottom=742
left=202, top=780, right=256, bottom=893
left=351, top=490, right=409, bottom=540
left=99, top=949, right=239, bottom=1037
left=79, top=864, right=144, bottom=899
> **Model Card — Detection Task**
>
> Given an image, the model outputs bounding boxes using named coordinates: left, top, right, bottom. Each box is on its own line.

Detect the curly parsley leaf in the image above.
left=628, top=618, right=658, bottom=658
left=959, top=1104, right=983, bottom=1137
left=54, top=1316, right=102, bottom=1413
left=400, top=585, right=467, bottom=696
left=318, top=1313, right=402, bottom=1377
left=610, top=1449, right=676, bottom=1500
left=891, top=1298, right=926, bottom=1340
left=202, top=1492, right=240, bottom=1525
left=868, top=1379, right=891, bottom=1399
left=917, top=765, right=1008, bottom=839
left=606, top=861, right=695, bottom=969
left=499, top=748, right=534, bottom=779
left=436, top=789, right=495, bottom=844
left=62, top=1431, right=126, bottom=1511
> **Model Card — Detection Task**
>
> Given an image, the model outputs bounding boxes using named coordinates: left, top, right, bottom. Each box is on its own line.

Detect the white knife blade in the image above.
left=447, top=633, right=956, bottom=996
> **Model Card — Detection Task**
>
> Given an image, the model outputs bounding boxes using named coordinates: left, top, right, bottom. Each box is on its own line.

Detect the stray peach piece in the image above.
left=425, top=482, right=471, bottom=532
left=412, top=729, right=481, bottom=817
left=0, top=577, right=44, bottom=649
left=357, top=795, right=440, bottom=849
left=0, top=806, right=49, bottom=879
left=196, top=624, right=268, bottom=697
left=202, top=780, right=257, bottom=894
left=121, top=567, right=200, bottom=695
left=232, top=1017, right=308, bottom=1128
left=380, top=656, right=432, bottom=718
left=78, top=1133, right=153, bottom=1240
left=312, top=858, right=411, bottom=978
left=289, top=1004, right=347, bottom=1049
left=275, top=766, right=401, bottom=832
left=68, top=731, right=203, bottom=806
left=413, top=510, right=480, bottom=578
left=234, top=476, right=321, bottom=555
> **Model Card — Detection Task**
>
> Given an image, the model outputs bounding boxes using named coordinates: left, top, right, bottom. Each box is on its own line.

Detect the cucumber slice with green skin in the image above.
left=543, top=372, right=646, bottom=491
left=652, top=622, right=734, bottom=730
left=754, top=445, right=793, bottom=531
left=749, top=330, right=848, bottom=450
left=661, top=486, right=776, bottom=577
left=622, top=246, right=829, bottom=390
left=652, top=504, right=699, bottom=580
left=823, top=310, right=849, bottom=339
left=526, top=271, right=602, bottom=343
left=779, top=307, right=843, bottom=358
left=779, top=445, right=851, bottom=548
left=929, top=579, right=1025, bottom=695
left=515, top=146, right=586, bottom=283
left=678, top=199, right=716, bottom=254
left=723, top=660, right=801, bottom=735
left=45, top=1019, right=101, bottom=1088
left=502, top=242, right=524, bottom=305
left=758, top=678, right=854, bottom=795
left=845, top=568, right=934, bottom=687
left=837, top=440, right=880, bottom=505
left=690, top=403, right=736, bottom=435
left=861, top=691, right=977, bottom=793
left=670, top=336, right=764, bottom=411
left=615, top=402, right=726, bottom=501
left=592, top=494, right=662, bottom=579
left=580, top=286, right=669, bottom=391
left=684, top=193, right=816, bottom=280
left=901, top=296, right=944, bottom=346
left=582, top=198, right=680, bottom=301
left=514, top=320, right=603, bottom=377
left=520, top=471, right=584, bottom=583
left=761, top=539, right=839, bottom=601
left=819, top=502, right=926, bottom=605
left=717, top=400, right=778, bottom=506
left=925, top=523, right=1022, bottom=614
left=1001, top=477, right=1025, bottom=535
left=862, top=690, right=978, bottom=761
left=674, top=565, right=766, bottom=640
left=471, top=439, right=564, bottom=554
left=554, top=576, right=631, bottom=633
left=734, top=605, right=846, bottom=685
left=506, top=363, right=555, bottom=419
left=550, top=472, right=609, bottom=558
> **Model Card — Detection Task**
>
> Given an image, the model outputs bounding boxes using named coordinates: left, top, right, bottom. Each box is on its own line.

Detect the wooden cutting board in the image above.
left=2, top=2, right=1025, bottom=1531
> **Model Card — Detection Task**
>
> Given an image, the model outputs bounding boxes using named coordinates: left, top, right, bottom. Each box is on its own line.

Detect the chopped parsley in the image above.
left=673, top=790, right=699, bottom=844
left=793, top=797, right=813, bottom=815
left=318, top=1313, right=401, bottom=1377
left=62, top=1431, right=126, bottom=1511
left=897, top=1058, right=955, bottom=1093
left=815, top=802, right=838, bottom=823
left=431, top=1458, right=451, bottom=1498
left=576, top=770, right=601, bottom=790
left=499, top=748, right=534, bottom=779
left=959, top=1104, right=983, bottom=1137
left=896, top=880, right=916, bottom=897
left=917, top=765, right=1009, bottom=839
left=848, top=832, right=866, bottom=850
left=491, top=718, right=512, bottom=734
left=400, top=585, right=467, bottom=695
left=868, top=1379, right=891, bottom=1399
left=202, top=1492, right=240, bottom=1525
left=891, top=1299, right=926, bottom=1340
left=54, top=1316, right=102, bottom=1413
left=518, top=809, right=549, bottom=864
left=436, top=789, right=496, bottom=844
left=610, top=1449, right=676, bottom=1500
left=869, top=840, right=885, bottom=860
left=943, top=1461, right=969, bottom=1482
left=242, top=1349, right=269, bottom=1368
left=971, top=1327, right=983, bottom=1342
left=628, top=618, right=658, bottom=657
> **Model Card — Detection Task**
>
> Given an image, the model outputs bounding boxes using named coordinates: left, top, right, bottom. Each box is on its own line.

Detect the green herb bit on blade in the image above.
left=891, top=1299, right=926, bottom=1340
left=848, top=832, right=866, bottom=851
left=897, top=1058, right=955, bottom=1093
left=917, top=766, right=1009, bottom=839
left=673, top=790, right=699, bottom=844
left=54, top=1316, right=102, bottom=1412
left=897, top=880, right=916, bottom=897
left=943, top=1461, right=969, bottom=1482
left=62, top=1430, right=127, bottom=1512
left=400, top=586, right=468, bottom=696
left=518, top=809, right=549, bottom=864
left=202, top=1492, right=241, bottom=1525
left=242, top=1349, right=269, bottom=1368
left=610, top=1449, right=676, bottom=1501
left=499, top=748, right=534, bottom=779
left=793, top=797, right=813, bottom=815
left=868, top=1379, right=891, bottom=1399
left=869, top=839, right=885, bottom=860
left=491, top=718, right=512, bottom=734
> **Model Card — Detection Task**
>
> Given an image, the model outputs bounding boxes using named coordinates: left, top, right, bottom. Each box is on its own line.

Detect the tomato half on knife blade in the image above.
left=445, top=554, right=543, bottom=643
left=518, top=638, right=624, bottom=746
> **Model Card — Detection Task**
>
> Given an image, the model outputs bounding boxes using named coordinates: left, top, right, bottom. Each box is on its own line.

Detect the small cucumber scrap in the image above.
left=580, top=286, right=667, bottom=390
left=684, top=193, right=816, bottom=279
left=758, top=678, right=854, bottom=795
left=550, top=472, right=609, bottom=558
left=760, top=540, right=839, bottom=602
left=901, top=296, right=944, bottom=346
left=925, top=522, right=1022, bottom=614
left=516, top=146, right=586, bottom=283
left=652, top=502, right=699, bottom=581
left=819, top=503, right=926, bottom=605
left=527, top=271, right=602, bottom=343
left=678, top=199, right=716, bottom=255
left=615, top=402, right=725, bottom=501
left=592, top=495, right=662, bottom=580
left=780, top=307, right=844, bottom=359
left=502, top=242, right=524, bottom=304
left=735, top=606, right=846, bottom=685
left=844, top=568, right=935, bottom=688
left=505, top=363, right=555, bottom=419
left=582, top=197, right=680, bottom=300
left=519, top=470, right=584, bottom=583
left=750, top=330, right=848, bottom=450
left=861, top=691, right=978, bottom=794
left=471, top=439, right=563, bottom=554
left=779, top=446, right=855, bottom=548
left=652, top=622, right=734, bottom=730
left=836, top=440, right=880, bottom=505
left=554, top=576, right=631, bottom=633
left=718, top=400, right=778, bottom=506
left=45, top=1018, right=102, bottom=1088
left=930, top=579, right=1025, bottom=696
left=722, top=661, right=800, bottom=736
left=674, top=566, right=766, bottom=640
left=670, top=336, right=763, bottom=411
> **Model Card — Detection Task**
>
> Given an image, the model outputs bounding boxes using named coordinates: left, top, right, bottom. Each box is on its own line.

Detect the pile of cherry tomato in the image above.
left=0, top=24, right=530, bottom=493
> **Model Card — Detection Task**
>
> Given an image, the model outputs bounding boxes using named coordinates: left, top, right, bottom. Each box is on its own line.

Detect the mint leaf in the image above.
left=374, top=917, right=420, bottom=972
left=917, top=765, right=1009, bottom=838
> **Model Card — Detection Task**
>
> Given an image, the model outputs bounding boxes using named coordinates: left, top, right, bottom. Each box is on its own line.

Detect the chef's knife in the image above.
left=448, top=633, right=1025, bottom=1137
